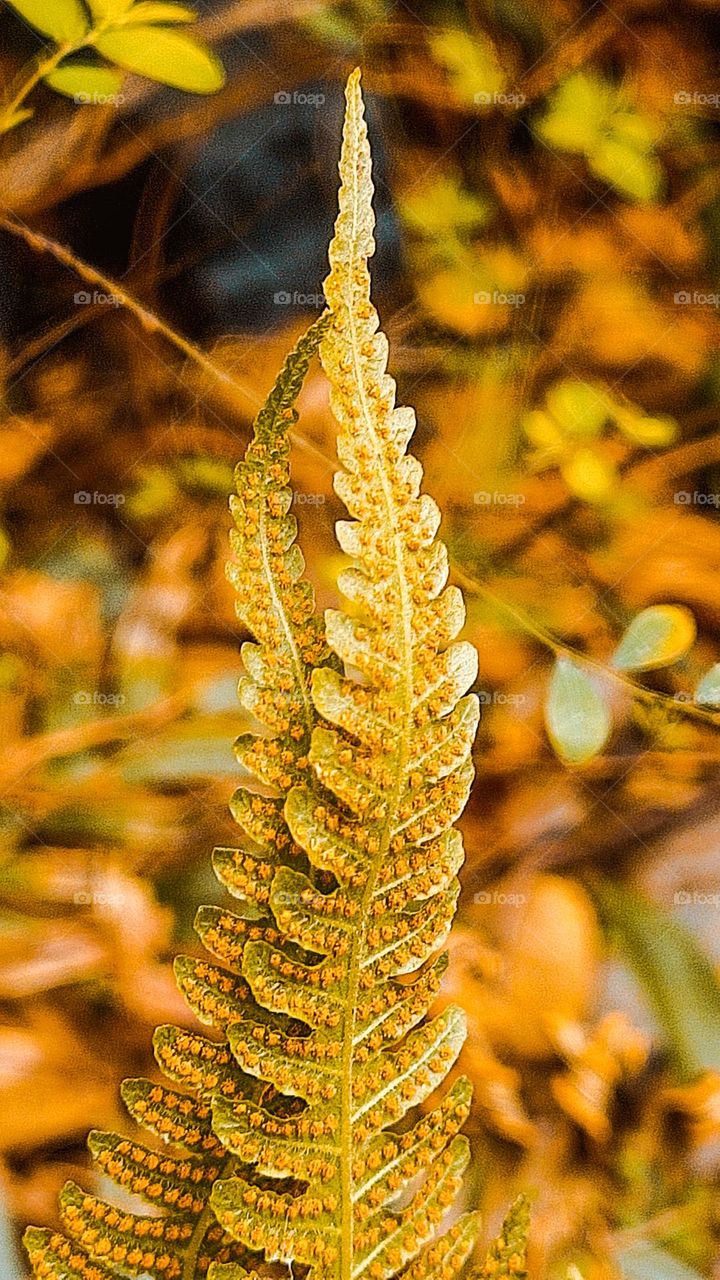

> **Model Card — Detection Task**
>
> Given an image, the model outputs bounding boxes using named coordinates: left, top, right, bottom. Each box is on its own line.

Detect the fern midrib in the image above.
left=337, top=89, right=416, bottom=1280
left=184, top=1153, right=235, bottom=1280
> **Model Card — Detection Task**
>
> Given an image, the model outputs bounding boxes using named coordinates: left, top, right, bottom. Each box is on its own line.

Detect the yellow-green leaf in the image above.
left=694, top=663, right=720, bottom=707
left=116, top=1, right=197, bottom=22
left=5, top=0, right=88, bottom=42
left=614, top=408, right=677, bottom=447
left=610, top=109, right=662, bottom=152
left=561, top=446, right=615, bottom=502
left=523, top=408, right=566, bottom=459
left=43, top=62, right=125, bottom=100
left=401, top=175, right=492, bottom=238
left=536, top=71, right=615, bottom=154
left=546, top=379, right=610, bottom=437
left=612, top=605, right=696, bottom=671
left=86, top=0, right=134, bottom=18
left=591, top=135, right=663, bottom=203
left=545, top=657, right=611, bottom=765
left=616, top=1244, right=705, bottom=1280
left=430, top=28, right=506, bottom=106
left=95, top=26, right=225, bottom=93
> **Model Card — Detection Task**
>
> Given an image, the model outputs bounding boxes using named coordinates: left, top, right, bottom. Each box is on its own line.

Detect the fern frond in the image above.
left=25, top=74, right=490, bottom=1280
left=210, top=68, right=480, bottom=1280
left=24, top=318, right=331, bottom=1280
left=475, top=1196, right=530, bottom=1279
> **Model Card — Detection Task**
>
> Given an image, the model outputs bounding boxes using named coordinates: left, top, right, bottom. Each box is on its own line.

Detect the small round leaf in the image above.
left=44, top=63, right=125, bottom=101
left=546, top=379, right=610, bottom=437
left=545, top=657, right=612, bottom=765
left=612, top=605, right=696, bottom=672
left=561, top=446, right=615, bottom=503
left=694, top=663, right=720, bottom=708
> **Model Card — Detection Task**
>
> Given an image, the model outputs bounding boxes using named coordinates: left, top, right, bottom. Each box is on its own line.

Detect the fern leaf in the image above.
left=25, top=74, right=490, bottom=1280
left=210, top=67, right=481, bottom=1280
left=24, top=318, right=330, bottom=1280
left=475, top=1196, right=530, bottom=1279
left=23, top=1229, right=116, bottom=1280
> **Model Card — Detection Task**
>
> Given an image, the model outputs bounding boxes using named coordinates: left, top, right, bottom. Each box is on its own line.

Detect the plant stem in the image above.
left=0, top=212, right=261, bottom=412
left=454, top=563, right=720, bottom=729
left=1, top=41, right=75, bottom=132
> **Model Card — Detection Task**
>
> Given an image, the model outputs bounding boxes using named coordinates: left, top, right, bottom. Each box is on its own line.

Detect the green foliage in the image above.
left=23, top=70, right=510, bottom=1280
left=6, top=0, right=88, bottom=43
left=694, top=663, right=720, bottom=707
left=616, top=1245, right=706, bottom=1280
left=475, top=1195, right=530, bottom=1278
left=611, top=606, right=696, bottom=672
left=523, top=379, right=677, bottom=504
left=429, top=29, right=506, bottom=108
left=536, top=71, right=663, bottom=202
left=94, top=26, right=224, bottom=93
left=540, top=599, right=709, bottom=764
left=545, top=657, right=611, bottom=766
left=1, top=0, right=224, bottom=133
left=43, top=63, right=124, bottom=99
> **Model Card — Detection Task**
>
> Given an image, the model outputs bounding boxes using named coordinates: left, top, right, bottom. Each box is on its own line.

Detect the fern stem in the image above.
left=182, top=1156, right=235, bottom=1280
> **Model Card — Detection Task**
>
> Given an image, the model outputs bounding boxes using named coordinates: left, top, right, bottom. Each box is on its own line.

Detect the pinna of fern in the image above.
left=24, top=68, right=529, bottom=1280
left=23, top=314, right=333, bottom=1280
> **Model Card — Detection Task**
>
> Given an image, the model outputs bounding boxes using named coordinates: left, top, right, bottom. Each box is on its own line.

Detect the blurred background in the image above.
left=2, top=1, right=720, bottom=1276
